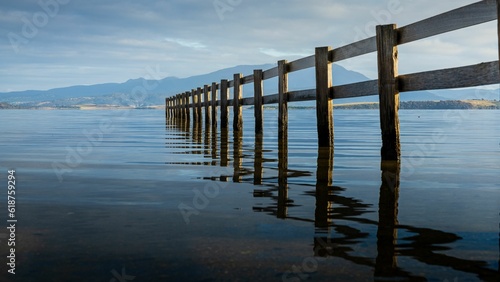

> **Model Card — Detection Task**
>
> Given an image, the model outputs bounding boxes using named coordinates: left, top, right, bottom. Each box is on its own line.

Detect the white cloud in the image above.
left=0, top=0, right=495, bottom=92
left=164, top=37, right=207, bottom=50
left=258, top=48, right=311, bottom=58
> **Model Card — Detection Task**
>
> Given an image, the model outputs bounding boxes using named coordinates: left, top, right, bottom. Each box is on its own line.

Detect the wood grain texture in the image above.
left=196, top=88, right=202, bottom=123
left=288, top=89, right=316, bottom=102
left=191, top=89, right=198, bottom=121
left=377, top=24, right=400, bottom=161
left=211, top=82, right=218, bottom=128
left=315, top=46, right=333, bottom=148
left=220, top=80, right=229, bottom=129
left=288, top=55, right=315, bottom=73
left=262, top=94, right=279, bottom=105
left=263, top=67, right=278, bottom=80
left=254, top=69, right=264, bottom=135
left=233, top=73, right=243, bottom=132
left=166, top=98, right=170, bottom=117
left=203, top=85, right=211, bottom=125
left=242, top=74, right=254, bottom=84
left=399, top=0, right=496, bottom=45
left=399, top=61, right=500, bottom=92
left=185, top=92, right=190, bottom=119
left=278, top=60, right=288, bottom=140
left=241, top=97, right=254, bottom=105
left=332, top=37, right=377, bottom=62
left=333, top=80, right=378, bottom=99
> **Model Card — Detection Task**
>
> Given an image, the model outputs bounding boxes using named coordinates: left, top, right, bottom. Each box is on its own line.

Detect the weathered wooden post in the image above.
left=182, top=92, right=188, bottom=120
left=185, top=92, right=190, bottom=121
left=191, top=89, right=198, bottom=122
left=278, top=60, right=289, bottom=140
left=498, top=0, right=500, bottom=74
left=196, top=87, right=202, bottom=123
left=165, top=98, right=170, bottom=119
left=174, top=94, right=178, bottom=119
left=233, top=73, right=243, bottom=132
left=376, top=24, right=400, bottom=161
left=253, top=69, right=264, bottom=135
left=179, top=94, right=184, bottom=120
left=315, top=46, right=333, bottom=148
left=220, top=79, right=229, bottom=129
left=211, top=82, right=218, bottom=128
left=204, top=84, right=211, bottom=125
left=178, top=94, right=182, bottom=119
left=179, top=93, right=186, bottom=120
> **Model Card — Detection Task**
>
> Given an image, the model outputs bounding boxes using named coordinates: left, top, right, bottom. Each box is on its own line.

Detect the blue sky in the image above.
left=0, top=0, right=497, bottom=92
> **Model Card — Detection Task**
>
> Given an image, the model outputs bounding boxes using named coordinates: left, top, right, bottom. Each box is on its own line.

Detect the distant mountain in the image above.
left=3, top=63, right=495, bottom=108
left=429, top=88, right=500, bottom=101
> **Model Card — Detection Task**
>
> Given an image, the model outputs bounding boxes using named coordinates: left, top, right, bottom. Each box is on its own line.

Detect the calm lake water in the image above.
left=0, top=109, right=499, bottom=281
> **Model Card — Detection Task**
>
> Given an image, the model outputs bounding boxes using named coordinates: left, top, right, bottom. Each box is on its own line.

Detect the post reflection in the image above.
left=220, top=127, right=229, bottom=168
left=375, top=160, right=404, bottom=279
left=233, top=130, right=242, bottom=182
left=254, top=133, right=263, bottom=185
left=166, top=117, right=500, bottom=281
left=315, top=147, right=333, bottom=231
left=277, top=136, right=288, bottom=219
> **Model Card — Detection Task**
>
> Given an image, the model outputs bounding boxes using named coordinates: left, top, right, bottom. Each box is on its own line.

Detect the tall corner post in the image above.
left=376, top=24, right=400, bottom=161
left=315, top=46, right=334, bottom=148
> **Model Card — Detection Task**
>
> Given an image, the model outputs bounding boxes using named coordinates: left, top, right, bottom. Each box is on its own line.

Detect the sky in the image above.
left=0, top=0, right=497, bottom=92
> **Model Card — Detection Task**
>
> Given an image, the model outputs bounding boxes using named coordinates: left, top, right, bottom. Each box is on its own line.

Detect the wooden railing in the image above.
left=166, top=0, right=499, bottom=160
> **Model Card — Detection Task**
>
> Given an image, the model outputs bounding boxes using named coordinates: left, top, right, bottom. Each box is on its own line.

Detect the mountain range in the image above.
left=0, top=64, right=498, bottom=108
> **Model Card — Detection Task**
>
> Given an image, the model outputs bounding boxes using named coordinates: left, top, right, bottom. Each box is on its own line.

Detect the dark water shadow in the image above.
left=166, top=118, right=500, bottom=281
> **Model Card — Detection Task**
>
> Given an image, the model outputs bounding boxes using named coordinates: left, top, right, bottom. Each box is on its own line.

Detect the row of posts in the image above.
left=166, top=25, right=401, bottom=161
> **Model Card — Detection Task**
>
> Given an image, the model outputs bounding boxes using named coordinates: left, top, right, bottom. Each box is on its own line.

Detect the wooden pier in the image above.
left=166, top=0, right=500, bottom=161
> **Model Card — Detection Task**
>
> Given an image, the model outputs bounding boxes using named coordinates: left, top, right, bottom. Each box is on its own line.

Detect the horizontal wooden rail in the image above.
left=398, top=0, right=497, bottom=45
left=399, top=61, right=500, bottom=92
left=167, top=0, right=500, bottom=161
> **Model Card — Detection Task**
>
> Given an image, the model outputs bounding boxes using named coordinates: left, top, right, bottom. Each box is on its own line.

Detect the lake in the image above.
left=0, top=109, right=499, bottom=281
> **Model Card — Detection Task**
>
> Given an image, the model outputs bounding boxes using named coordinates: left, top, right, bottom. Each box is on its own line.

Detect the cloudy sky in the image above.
left=0, top=0, right=497, bottom=92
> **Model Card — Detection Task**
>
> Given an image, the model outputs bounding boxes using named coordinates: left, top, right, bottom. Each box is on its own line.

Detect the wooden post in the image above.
left=196, top=87, right=202, bottom=123
left=181, top=94, right=184, bottom=119
left=376, top=24, right=400, bottom=161
left=220, top=79, right=229, bottom=129
left=174, top=94, right=178, bottom=119
left=278, top=60, right=288, bottom=140
left=168, top=98, right=172, bottom=119
left=254, top=69, right=264, bottom=135
left=165, top=98, right=170, bottom=119
left=179, top=93, right=186, bottom=120
left=191, top=89, right=198, bottom=122
left=204, top=85, right=211, bottom=125
left=498, top=0, right=500, bottom=75
left=315, top=46, right=333, bottom=148
left=184, top=91, right=191, bottom=121
left=233, top=73, right=243, bottom=132
left=183, top=92, right=188, bottom=120
left=211, top=82, right=218, bottom=128
left=178, top=94, right=182, bottom=119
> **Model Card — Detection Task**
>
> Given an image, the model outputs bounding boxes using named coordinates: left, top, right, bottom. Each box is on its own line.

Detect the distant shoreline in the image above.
left=1, top=100, right=499, bottom=110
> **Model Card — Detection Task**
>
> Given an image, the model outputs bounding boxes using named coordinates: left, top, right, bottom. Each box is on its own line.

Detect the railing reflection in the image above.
left=166, top=119, right=500, bottom=281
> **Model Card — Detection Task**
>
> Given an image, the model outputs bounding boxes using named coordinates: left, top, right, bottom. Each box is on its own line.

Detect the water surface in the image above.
left=0, top=109, right=498, bottom=281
